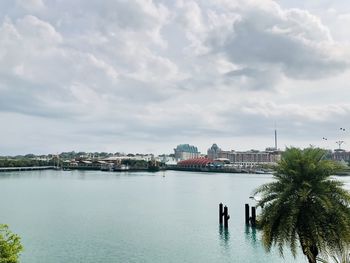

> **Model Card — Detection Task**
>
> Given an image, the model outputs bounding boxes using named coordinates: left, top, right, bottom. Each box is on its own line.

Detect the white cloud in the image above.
left=16, top=0, right=45, bottom=12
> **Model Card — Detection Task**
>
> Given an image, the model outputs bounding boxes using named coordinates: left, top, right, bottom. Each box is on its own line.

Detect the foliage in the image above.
left=254, top=147, right=350, bottom=263
left=0, top=224, right=23, bottom=263
left=0, top=158, right=54, bottom=168
left=121, top=159, right=148, bottom=168
left=317, top=243, right=350, bottom=263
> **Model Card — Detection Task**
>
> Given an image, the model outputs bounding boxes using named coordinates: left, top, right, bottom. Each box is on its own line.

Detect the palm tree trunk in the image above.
left=306, top=254, right=316, bottom=263
left=304, top=244, right=318, bottom=263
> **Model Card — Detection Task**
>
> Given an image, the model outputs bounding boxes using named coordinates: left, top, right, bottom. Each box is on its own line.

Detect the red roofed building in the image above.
left=177, top=158, right=213, bottom=169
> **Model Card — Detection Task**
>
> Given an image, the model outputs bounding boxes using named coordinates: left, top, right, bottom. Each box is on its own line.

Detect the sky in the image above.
left=1, top=0, right=350, bottom=155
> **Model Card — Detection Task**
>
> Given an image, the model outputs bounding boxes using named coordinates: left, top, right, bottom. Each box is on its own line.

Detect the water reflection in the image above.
left=245, top=225, right=257, bottom=247
left=218, top=225, right=230, bottom=249
left=0, top=170, right=49, bottom=179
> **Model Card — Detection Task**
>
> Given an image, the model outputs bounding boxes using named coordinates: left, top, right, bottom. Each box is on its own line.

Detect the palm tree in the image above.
left=317, top=243, right=350, bottom=263
left=254, top=147, right=350, bottom=263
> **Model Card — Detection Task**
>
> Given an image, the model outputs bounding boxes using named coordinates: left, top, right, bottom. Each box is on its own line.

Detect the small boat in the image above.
left=101, top=163, right=114, bottom=171
left=254, top=170, right=265, bottom=174
left=114, top=164, right=129, bottom=171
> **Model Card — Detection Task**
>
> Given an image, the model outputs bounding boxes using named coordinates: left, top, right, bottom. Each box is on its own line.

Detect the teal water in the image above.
left=2, top=170, right=347, bottom=263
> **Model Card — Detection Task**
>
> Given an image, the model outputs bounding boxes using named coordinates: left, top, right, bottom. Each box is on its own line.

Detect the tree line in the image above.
left=0, top=158, right=54, bottom=168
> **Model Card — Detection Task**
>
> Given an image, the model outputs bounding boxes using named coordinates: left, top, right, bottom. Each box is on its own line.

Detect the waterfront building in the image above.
left=134, top=154, right=154, bottom=162
left=207, top=143, right=281, bottom=166
left=218, top=149, right=281, bottom=166
left=157, top=155, right=177, bottom=166
left=174, top=144, right=200, bottom=161
left=177, top=158, right=212, bottom=169
left=68, top=160, right=106, bottom=170
left=102, top=154, right=154, bottom=163
left=332, top=149, right=350, bottom=162
left=207, top=143, right=221, bottom=160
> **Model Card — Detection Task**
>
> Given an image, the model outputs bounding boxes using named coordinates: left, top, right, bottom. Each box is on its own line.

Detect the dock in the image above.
left=0, top=166, right=56, bottom=172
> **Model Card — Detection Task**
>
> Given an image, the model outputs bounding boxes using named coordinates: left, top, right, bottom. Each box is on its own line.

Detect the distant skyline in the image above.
left=1, top=0, right=350, bottom=155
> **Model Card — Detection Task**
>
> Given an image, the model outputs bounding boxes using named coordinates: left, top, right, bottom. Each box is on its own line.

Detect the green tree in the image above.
left=254, top=147, right=350, bottom=263
left=0, top=224, right=23, bottom=263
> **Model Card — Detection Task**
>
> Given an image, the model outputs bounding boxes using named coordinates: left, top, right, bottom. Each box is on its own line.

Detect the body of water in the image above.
left=1, top=170, right=348, bottom=262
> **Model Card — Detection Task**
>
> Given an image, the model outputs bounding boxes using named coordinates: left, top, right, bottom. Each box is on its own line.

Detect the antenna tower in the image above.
left=336, top=141, right=344, bottom=150
left=274, top=122, right=278, bottom=150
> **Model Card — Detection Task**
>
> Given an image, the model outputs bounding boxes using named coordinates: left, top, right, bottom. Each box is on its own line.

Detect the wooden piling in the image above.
left=219, top=203, right=223, bottom=225
left=245, top=204, right=250, bottom=225
left=251, top=206, right=256, bottom=227
left=224, top=206, right=230, bottom=228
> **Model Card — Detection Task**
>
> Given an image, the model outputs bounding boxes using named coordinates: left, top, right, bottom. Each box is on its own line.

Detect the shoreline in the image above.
left=0, top=166, right=273, bottom=175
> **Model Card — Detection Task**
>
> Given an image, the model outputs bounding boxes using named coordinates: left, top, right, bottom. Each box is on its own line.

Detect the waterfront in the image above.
left=1, top=170, right=348, bottom=263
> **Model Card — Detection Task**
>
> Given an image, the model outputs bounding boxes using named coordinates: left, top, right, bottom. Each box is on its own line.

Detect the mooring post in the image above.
left=245, top=204, right=250, bottom=225
left=219, top=203, right=223, bottom=225
left=251, top=206, right=256, bottom=227
left=224, top=206, right=230, bottom=228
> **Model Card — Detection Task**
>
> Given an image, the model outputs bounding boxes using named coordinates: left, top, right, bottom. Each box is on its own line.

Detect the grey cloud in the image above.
left=224, top=67, right=281, bottom=90
left=199, top=2, right=350, bottom=88
left=41, top=0, right=169, bottom=39
left=0, top=6, right=178, bottom=119
left=222, top=17, right=347, bottom=79
left=171, top=0, right=349, bottom=93
left=0, top=74, right=84, bottom=119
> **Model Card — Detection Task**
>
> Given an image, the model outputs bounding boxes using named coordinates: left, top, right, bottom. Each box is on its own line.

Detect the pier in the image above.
left=0, top=166, right=55, bottom=172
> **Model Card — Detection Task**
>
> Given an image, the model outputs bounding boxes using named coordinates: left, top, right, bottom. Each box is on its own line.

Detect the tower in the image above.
left=274, top=128, right=278, bottom=150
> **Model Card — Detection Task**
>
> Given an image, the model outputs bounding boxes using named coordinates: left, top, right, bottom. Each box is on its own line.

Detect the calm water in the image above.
left=1, top=170, right=349, bottom=263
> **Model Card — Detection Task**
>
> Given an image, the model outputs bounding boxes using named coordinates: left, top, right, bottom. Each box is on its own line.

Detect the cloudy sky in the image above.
left=1, top=0, right=350, bottom=155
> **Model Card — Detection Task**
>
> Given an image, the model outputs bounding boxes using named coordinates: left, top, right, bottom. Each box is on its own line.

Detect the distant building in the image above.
left=218, top=149, right=280, bottom=165
left=207, top=143, right=221, bottom=160
left=332, top=149, right=350, bottom=162
left=102, top=154, right=154, bottom=162
left=157, top=155, right=177, bottom=166
left=206, top=143, right=281, bottom=166
left=174, top=144, right=200, bottom=161
left=177, top=158, right=212, bottom=169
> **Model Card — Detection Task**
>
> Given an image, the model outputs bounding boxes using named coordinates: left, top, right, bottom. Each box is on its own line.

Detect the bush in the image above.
left=0, top=224, right=23, bottom=263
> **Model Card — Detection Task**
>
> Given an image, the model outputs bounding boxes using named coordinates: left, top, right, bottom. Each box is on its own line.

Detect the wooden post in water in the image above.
left=245, top=204, right=250, bottom=225
left=223, top=206, right=230, bottom=228
left=219, top=203, right=224, bottom=225
left=251, top=206, right=256, bottom=227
